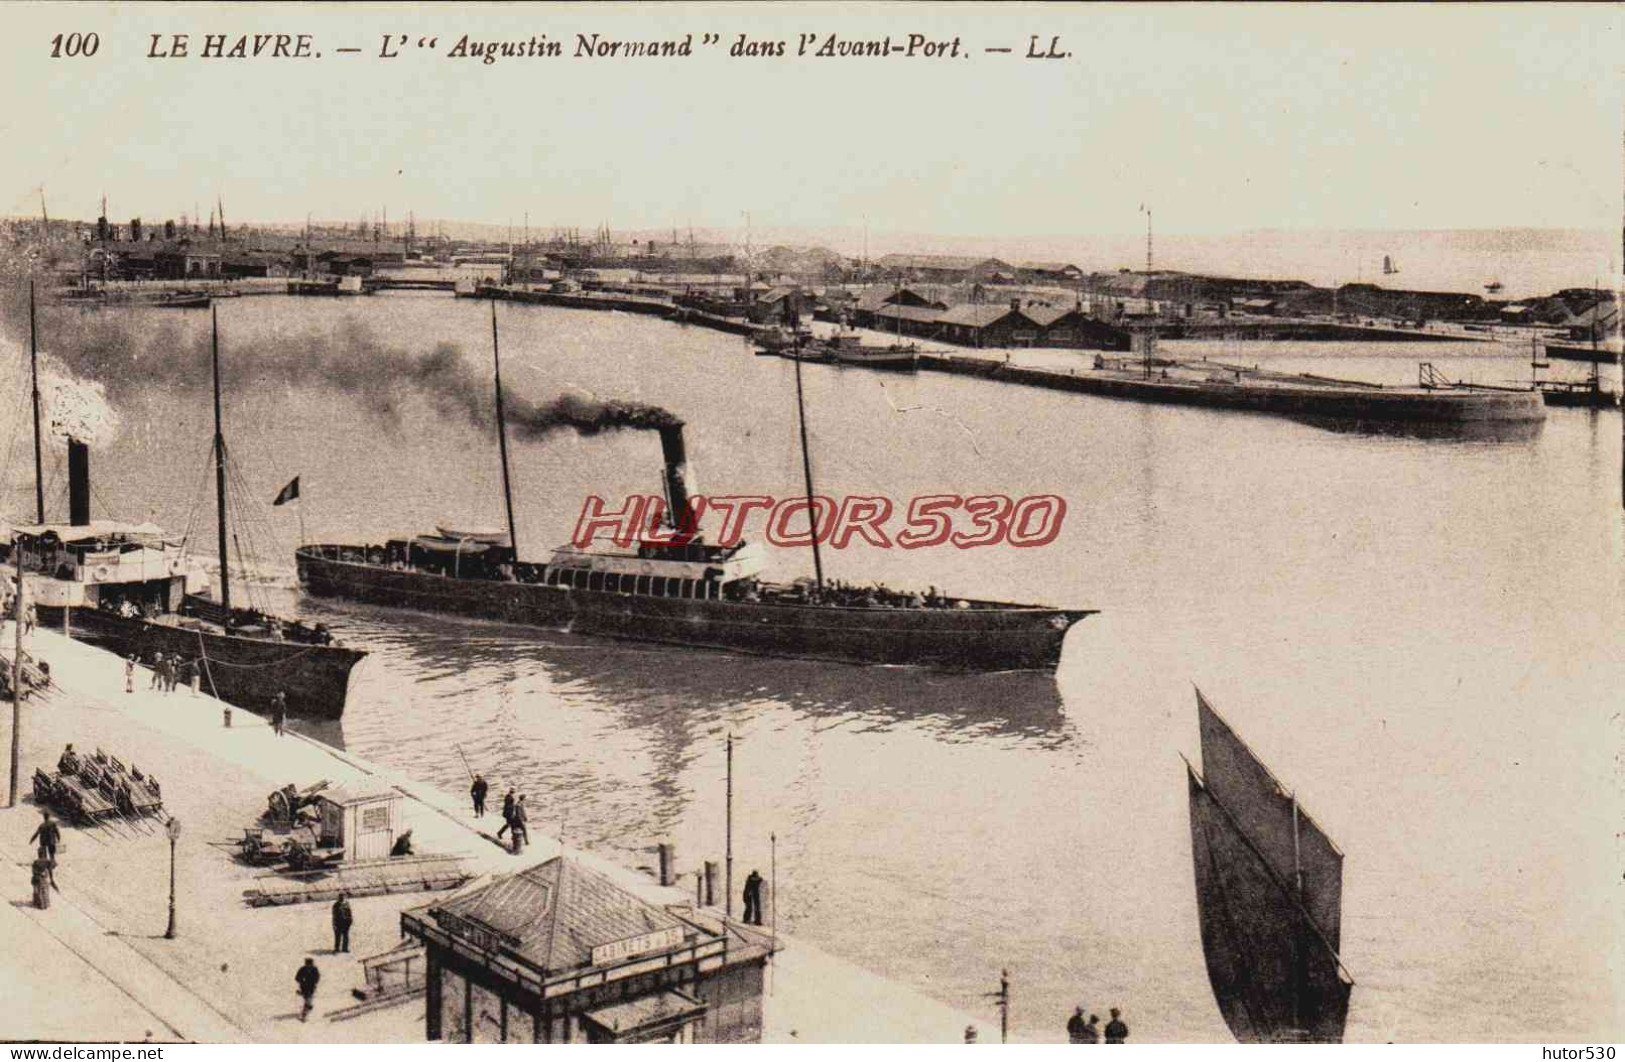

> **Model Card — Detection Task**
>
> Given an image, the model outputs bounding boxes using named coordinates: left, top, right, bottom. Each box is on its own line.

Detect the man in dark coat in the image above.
left=331, top=893, right=353, bottom=953
left=470, top=774, right=488, bottom=818
left=1104, top=1008, right=1128, bottom=1043
left=271, top=691, right=287, bottom=737
left=1067, top=1007, right=1089, bottom=1043
left=30, top=811, right=60, bottom=862
left=495, top=787, right=516, bottom=839
left=742, top=869, right=764, bottom=925
left=295, top=957, right=320, bottom=1021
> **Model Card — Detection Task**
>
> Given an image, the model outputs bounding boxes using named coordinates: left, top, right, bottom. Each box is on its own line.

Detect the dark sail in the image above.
left=1188, top=690, right=1353, bottom=1043
left=1196, top=689, right=1344, bottom=949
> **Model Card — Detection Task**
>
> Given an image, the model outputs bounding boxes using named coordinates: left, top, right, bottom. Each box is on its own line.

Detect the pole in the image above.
left=491, top=301, right=520, bottom=562
left=724, top=733, right=734, bottom=918
left=769, top=830, right=777, bottom=996
left=791, top=357, right=825, bottom=593
left=9, top=546, right=21, bottom=808
left=164, top=828, right=177, bottom=939
left=29, top=280, right=44, bottom=525
left=999, top=970, right=1010, bottom=1044
left=210, top=308, right=231, bottom=617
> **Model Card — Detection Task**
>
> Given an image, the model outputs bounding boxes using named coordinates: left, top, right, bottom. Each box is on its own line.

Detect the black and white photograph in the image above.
left=0, top=1, right=1619, bottom=1047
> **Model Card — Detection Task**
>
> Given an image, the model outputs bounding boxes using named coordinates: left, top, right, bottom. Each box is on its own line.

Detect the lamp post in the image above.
left=164, top=817, right=181, bottom=939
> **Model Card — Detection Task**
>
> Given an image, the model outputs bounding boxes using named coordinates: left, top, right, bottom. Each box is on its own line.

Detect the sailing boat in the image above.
left=295, top=301, right=1094, bottom=671
left=1184, top=688, right=1353, bottom=1043
left=15, top=299, right=365, bottom=718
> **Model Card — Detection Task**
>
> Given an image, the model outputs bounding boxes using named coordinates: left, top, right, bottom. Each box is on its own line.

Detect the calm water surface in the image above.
left=7, top=294, right=1621, bottom=1042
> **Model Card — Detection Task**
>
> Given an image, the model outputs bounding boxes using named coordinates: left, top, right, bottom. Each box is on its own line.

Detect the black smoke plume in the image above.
left=1, top=285, right=680, bottom=440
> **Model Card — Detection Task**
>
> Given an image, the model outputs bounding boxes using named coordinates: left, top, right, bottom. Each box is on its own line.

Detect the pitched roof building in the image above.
left=403, top=857, right=775, bottom=1043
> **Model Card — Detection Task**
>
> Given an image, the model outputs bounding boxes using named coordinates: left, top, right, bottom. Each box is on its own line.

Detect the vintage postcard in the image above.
left=0, top=1, right=1619, bottom=1049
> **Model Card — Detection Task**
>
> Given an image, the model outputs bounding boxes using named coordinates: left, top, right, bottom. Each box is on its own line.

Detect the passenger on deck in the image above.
left=390, top=829, right=415, bottom=857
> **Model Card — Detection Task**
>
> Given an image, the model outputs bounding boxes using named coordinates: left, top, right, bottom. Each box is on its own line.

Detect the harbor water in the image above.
left=6, top=293, right=1621, bottom=1042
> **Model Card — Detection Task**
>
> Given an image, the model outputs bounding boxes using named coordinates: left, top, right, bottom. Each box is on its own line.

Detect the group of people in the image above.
left=470, top=775, right=530, bottom=854
left=1067, top=1006, right=1130, bottom=1044
left=128, top=651, right=200, bottom=696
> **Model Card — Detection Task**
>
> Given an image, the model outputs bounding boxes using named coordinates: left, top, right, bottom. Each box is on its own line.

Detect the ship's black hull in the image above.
left=296, top=547, right=1090, bottom=671
left=57, top=606, right=364, bottom=720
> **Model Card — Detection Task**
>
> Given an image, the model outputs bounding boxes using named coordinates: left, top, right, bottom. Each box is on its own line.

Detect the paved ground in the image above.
left=0, top=623, right=986, bottom=1043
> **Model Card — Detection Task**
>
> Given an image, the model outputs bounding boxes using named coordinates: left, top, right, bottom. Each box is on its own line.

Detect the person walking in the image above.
left=295, top=957, right=321, bottom=1022
left=331, top=893, right=353, bottom=953
left=1104, top=1008, right=1128, bottom=1043
left=23, top=599, right=36, bottom=636
left=189, top=658, right=201, bottom=695
left=162, top=654, right=177, bottom=693
left=124, top=654, right=136, bottom=694
left=31, top=851, right=54, bottom=910
left=271, top=691, right=287, bottom=737
left=495, top=787, right=516, bottom=840
left=509, top=794, right=529, bottom=854
left=742, top=869, right=764, bottom=926
left=29, top=811, right=60, bottom=863
left=149, top=652, right=165, bottom=690
left=470, top=773, right=488, bottom=818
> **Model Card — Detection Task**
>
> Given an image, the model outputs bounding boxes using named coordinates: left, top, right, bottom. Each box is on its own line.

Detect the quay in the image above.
left=912, top=350, right=1548, bottom=425
left=0, top=625, right=991, bottom=1043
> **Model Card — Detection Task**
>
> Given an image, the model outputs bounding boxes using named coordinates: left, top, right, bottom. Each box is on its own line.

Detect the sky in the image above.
left=1, top=2, right=1621, bottom=244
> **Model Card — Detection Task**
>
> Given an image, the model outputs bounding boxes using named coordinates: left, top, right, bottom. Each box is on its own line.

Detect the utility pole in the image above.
left=29, top=280, right=44, bottom=524
left=984, top=969, right=1010, bottom=1044
left=9, top=544, right=21, bottom=808
left=728, top=737, right=734, bottom=922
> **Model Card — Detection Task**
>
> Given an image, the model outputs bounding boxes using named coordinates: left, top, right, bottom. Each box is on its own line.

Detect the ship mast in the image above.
left=490, top=300, right=520, bottom=562
left=28, top=280, right=44, bottom=524
left=791, top=354, right=825, bottom=595
left=211, top=307, right=231, bottom=618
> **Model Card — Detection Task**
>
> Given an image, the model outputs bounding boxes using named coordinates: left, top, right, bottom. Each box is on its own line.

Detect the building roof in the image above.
left=873, top=304, right=947, bottom=324
left=875, top=254, right=1011, bottom=274
left=318, top=784, right=399, bottom=807
left=856, top=285, right=942, bottom=312
left=1018, top=262, right=1080, bottom=274
left=431, top=857, right=691, bottom=974
left=1024, top=304, right=1084, bottom=328
left=937, top=303, right=1027, bottom=328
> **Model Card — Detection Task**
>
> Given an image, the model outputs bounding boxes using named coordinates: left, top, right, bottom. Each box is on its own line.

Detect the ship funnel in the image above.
left=68, top=437, right=91, bottom=526
left=658, top=423, right=699, bottom=536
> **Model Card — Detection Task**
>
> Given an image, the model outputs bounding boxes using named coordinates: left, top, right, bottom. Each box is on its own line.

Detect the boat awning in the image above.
left=9, top=520, right=168, bottom=541
left=581, top=989, right=707, bottom=1041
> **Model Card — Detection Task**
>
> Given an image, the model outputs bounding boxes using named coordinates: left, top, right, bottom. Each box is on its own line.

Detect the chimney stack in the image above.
left=657, top=423, right=699, bottom=540
left=1010, top=297, right=1021, bottom=311
left=68, top=438, right=90, bottom=526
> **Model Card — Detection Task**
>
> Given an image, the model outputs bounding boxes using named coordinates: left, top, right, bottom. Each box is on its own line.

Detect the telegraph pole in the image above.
left=9, top=545, right=21, bottom=807
left=728, top=737, right=734, bottom=922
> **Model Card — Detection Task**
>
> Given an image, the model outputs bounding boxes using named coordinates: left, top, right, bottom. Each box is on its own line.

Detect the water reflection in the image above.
left=335, top=606, right=1069, bottom=745
left=1289, top=414, right=1547, bottom=442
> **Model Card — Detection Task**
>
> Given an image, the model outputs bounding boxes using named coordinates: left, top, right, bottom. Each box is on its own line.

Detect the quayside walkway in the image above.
left=0, top=624, right=986, bottom=1043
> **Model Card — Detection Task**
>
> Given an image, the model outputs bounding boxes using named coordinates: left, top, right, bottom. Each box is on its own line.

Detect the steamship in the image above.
left=9, top=299, right=365, bottom=719
left=295, top=307, right=1094, bottom=671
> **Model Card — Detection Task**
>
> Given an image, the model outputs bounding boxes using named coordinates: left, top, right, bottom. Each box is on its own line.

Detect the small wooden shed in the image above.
left=317, top=784, right=402, bottom=862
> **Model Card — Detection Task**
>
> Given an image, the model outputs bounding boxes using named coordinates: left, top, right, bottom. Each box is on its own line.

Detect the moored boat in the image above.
left=11, top=295, right=364, bottom=719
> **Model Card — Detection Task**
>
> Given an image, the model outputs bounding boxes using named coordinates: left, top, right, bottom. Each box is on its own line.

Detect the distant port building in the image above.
left=402, top=857, right=775, bottom=1044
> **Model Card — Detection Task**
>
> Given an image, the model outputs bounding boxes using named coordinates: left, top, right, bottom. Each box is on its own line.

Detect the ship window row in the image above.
left=546, top=568, right=718, bottom=599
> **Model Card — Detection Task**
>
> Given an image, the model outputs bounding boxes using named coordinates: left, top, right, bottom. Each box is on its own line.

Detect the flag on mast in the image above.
left=272, top=476, right=300, bottom=506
